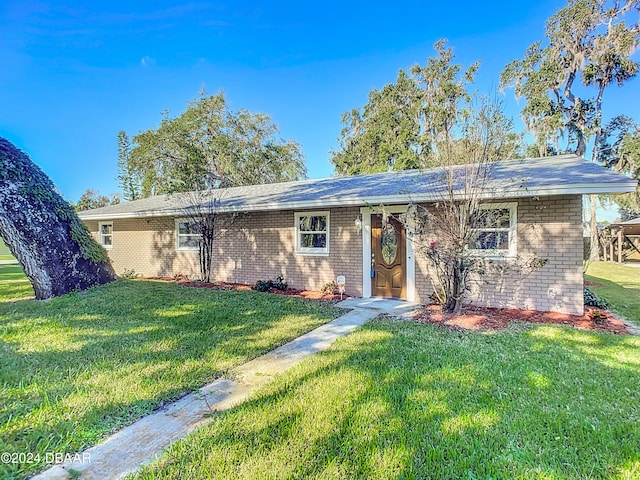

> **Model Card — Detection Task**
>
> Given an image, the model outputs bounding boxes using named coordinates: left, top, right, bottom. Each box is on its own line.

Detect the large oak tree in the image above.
left=118, top=91, right=307, bottom=197
left=500, top=0, right=639, bottom=255
left=330, top=40, right=524, bottom=175
left=0, top=138, right=116, bottom=299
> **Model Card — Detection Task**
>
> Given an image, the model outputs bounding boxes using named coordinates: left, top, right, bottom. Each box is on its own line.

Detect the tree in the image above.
left=75, top=189, right=120, bottom=211
left=500, top=0, right=639, bottom=257
left=0, top=138, right=116, bottom=299
left=330, top=40, right=525, bottom=175
left=403, top=98, right=539, bottom=314
left=331, top=70, right=423, bottom=174
left=176, top=188, right=236, bottom=283
left=116, top=130, right=140, bottom=201
left=122, top=91, right=306, bottom=197
left=599, top=115, right=640, bottom=217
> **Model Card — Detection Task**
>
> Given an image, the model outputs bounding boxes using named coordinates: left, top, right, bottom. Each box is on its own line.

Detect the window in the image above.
left=468, top=203, right=516, bottom=256
left=176, top=219, right=200, bottom=250
left=98, top=222, right=113, bottom=248
left=295, top=212, right=329, bottom=255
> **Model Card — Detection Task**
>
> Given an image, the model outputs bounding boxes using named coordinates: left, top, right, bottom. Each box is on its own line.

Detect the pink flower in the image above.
left=429, top=241, right=437, bottom=248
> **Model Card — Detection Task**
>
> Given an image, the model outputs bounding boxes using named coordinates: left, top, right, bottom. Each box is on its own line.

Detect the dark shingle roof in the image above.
left=78, top=154, right=637, bottom=220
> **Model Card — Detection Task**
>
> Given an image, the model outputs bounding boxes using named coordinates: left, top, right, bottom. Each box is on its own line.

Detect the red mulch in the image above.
left=584, top=280, right=605, bottom=287
left=177, top=280, right=347, bottom=301
left=415, top=304, right=629, bottom=335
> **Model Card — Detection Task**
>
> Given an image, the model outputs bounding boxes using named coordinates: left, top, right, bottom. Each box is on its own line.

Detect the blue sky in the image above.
left=1, top=0, right=639, bottom=207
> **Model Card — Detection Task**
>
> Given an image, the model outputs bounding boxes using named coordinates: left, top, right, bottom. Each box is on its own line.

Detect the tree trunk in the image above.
left=589, top=195, right=601, bottom=261
left=0, top=138, right=116, bottom=299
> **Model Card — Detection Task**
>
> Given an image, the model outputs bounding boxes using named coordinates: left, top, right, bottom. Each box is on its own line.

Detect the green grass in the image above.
left=0, top=254, right=15, bottom=262
left=0, top=264, right=33, bottom=301
left=0, top=266, right=343, bottom=479
left=0, top=238, right=11, bottom=256
left=586, top=262, right=640, bottom=327
left=133, top=319, right=640, bottom=480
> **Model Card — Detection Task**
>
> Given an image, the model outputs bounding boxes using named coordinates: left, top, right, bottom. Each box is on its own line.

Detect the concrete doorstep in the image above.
left=32, top=298, right=418, bottom=480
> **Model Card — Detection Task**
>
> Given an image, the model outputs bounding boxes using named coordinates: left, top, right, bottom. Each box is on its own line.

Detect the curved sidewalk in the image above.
left=33, top=298, right=418, bottom=480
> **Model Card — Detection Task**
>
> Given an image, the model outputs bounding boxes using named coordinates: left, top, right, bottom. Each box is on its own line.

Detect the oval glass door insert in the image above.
left=381, top=222, right=398, bottom=264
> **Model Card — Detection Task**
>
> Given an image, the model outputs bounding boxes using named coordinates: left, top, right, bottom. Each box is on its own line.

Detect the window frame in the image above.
left=468, top=202, right=517, bottom=258
left=294, top=211, right=330, bottom=256
left=175, top=218, right=200, bottom=251
left=98, top=222, right=113, bottom=249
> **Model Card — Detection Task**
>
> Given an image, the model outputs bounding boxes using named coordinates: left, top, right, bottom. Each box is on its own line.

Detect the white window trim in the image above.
left=175, top=218, right=200, bottom=251
left=98, top=222, right=113, bottom=250
left=468, top=202, right=517, bottom=258
left=295, top=211, right=330, bottom=256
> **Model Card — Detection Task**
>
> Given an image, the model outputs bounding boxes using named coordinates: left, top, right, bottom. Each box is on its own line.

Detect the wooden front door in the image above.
left=371, top=215, right=406, bottom=298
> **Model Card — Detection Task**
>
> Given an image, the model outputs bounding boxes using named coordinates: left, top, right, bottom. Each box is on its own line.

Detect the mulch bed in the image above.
left=178, top=280, right=347, bottom=301
left=414, top=304, right=629, bottom=335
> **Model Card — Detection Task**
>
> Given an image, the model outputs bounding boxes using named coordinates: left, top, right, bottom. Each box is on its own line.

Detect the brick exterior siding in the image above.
left=85, top=207, right=364, bottom=297
left=413, top=194, right=584, bottom=315
left=84, top=195, right=584, bottom=315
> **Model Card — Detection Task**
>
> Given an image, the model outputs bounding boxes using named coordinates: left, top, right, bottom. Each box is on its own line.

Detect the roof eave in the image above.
left=77, top=181, right=637, bottom=221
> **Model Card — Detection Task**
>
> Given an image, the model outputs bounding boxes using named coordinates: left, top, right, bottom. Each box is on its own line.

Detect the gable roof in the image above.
left=78, top=154, right=637, bottom=220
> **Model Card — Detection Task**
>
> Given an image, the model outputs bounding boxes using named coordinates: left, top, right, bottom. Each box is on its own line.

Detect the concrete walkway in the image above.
left=33, top=298, right=418, bottom=480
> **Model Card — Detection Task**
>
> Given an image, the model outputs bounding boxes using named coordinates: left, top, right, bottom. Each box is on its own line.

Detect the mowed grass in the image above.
left=586, top=262, right=640, bottom=326
left=0, top=264, right=33, bottom=301
left=134, top=319, right=640, bottom=480
left=0, top=265, right=343, bottom=479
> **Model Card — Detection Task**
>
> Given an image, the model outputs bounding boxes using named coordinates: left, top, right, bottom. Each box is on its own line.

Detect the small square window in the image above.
left=99, top=222, right=113, bottom=248
left=176, top=219, right=200, bottom=250
left=468, top=204, right=516, bottom=257
left=295, top=212, right=329, bottom=255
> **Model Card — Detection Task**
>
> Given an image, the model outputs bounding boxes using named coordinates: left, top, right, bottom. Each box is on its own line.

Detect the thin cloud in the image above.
left=141, top=56, right=156, bottom=67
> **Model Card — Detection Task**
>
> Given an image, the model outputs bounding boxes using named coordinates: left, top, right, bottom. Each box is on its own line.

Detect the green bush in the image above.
left=253, top=276, right=288, bottom=292
left=253, top=280, right=273, bottom=292
left=584, top=287, right=609, bottom=309
left=120, top=268, right=138, bottom=279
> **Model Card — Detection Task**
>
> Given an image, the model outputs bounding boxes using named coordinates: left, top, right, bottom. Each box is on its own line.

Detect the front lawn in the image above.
left=134, top=319, right=640, bottom=480
left=586, top=262, right=640, bottom=327
left=0, top=264, right=32, bottom=301
left=0, top=266, right=343, bottom=479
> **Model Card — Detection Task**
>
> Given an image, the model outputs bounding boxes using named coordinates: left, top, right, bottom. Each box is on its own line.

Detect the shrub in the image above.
left=253, top=276, right=288, bottom=293
left=321, top=281, right=337, bottom=295
left=584, top=287, right=609, bottom=309
left=273, top=275, right=288, bottom=290
left=587, top=308, right=607, bottom=323
left=120, top=268, right=138, bottom=279
left=253, top=279, right=273, bottom=292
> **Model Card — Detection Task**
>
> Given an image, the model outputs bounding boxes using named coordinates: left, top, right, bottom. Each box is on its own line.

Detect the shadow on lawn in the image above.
left=0, top=279, right=339, bottom=479
left=144, top=319, right=640, bottom=480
